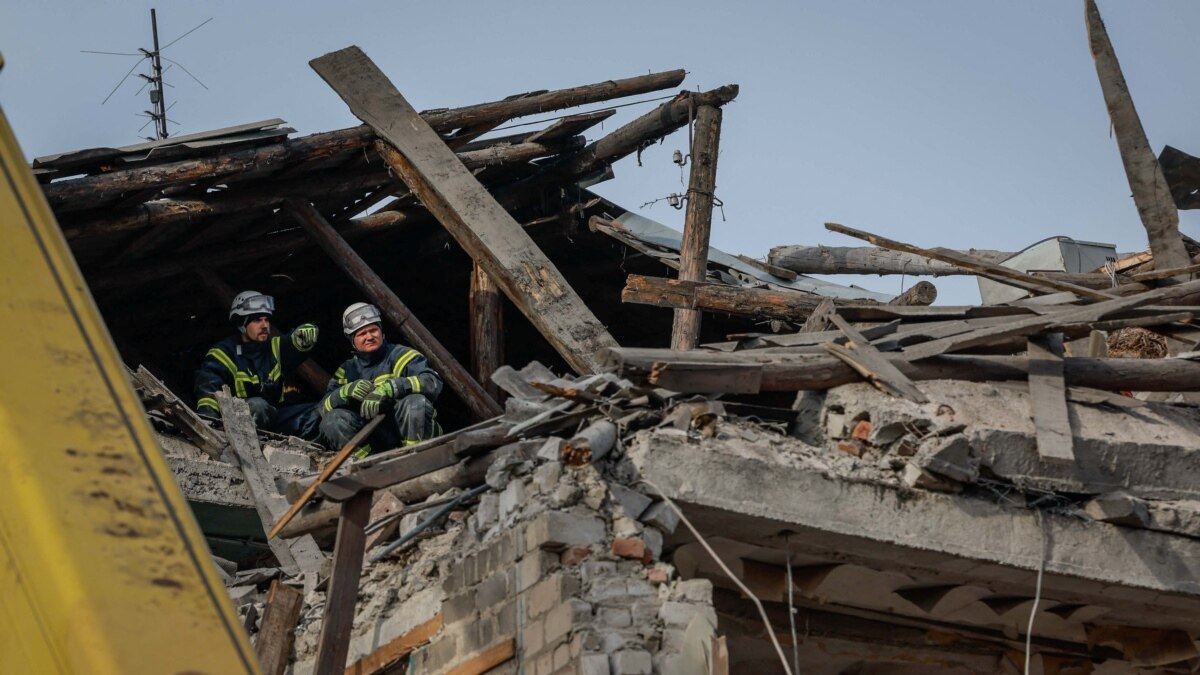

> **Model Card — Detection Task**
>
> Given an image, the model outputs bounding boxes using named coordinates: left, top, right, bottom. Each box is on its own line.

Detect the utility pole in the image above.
left=140, top=8, right=169, bottom=140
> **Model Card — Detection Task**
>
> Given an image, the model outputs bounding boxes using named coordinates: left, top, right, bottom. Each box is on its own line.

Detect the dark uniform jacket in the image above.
left=194, top=329, right=312, bottom=416
left=320, top=341, right=443, bottom=415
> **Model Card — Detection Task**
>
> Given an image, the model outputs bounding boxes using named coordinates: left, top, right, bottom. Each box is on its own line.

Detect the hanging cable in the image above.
left=1024, top=509, right=1048, bottom=675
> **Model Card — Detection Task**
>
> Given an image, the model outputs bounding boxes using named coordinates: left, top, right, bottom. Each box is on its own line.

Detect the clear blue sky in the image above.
left=3, top=0, right=1198, bottom=304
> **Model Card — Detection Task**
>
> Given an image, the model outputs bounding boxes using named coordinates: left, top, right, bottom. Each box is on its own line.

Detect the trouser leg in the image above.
left=391, top=395, right=440, bottom=446
left=245, top=397, right=278, bottom=430
left=274, top=402, right=321, bottom=441
left=319, top=408, right=367, bottom=452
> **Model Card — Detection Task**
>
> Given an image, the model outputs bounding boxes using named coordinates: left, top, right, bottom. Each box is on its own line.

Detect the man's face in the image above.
left=352, top=323, right=383, bottom=353
left=244, top=315, right=271, bottom=342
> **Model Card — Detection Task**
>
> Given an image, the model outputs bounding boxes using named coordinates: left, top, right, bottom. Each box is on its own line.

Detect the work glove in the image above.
left=345, top=379, right=374, bottom=402
left=291, top=323, right=319, bottom=351
left=359, top=381, right=395, bottom=418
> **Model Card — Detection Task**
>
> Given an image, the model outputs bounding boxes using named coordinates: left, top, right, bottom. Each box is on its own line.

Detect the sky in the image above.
left=3, top=0, right=1199, bottom=304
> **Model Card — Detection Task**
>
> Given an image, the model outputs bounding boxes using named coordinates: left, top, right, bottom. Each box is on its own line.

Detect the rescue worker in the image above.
left=319, top=302, right=442, bottom=457
left=194, top=290, right=321, bottom=439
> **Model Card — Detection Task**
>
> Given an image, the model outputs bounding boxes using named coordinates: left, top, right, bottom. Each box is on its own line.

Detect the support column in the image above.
left=671, top=105, right=723, bottom=351
left=470, top=262, right=504, bottom=401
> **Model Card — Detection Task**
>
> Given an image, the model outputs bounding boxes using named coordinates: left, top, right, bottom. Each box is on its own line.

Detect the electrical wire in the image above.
left=101, top=55, right=149, bottom=105
left=1024, top=509, right=1047, bottom=675
left=159, top=17, right=213, bottom=51
left=637, top=477, right=795, bottom=675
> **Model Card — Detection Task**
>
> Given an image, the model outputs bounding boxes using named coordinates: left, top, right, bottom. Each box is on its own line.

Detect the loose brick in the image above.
left=579, top=653, right=610, bottom=675
left=611, top=537, right=647, bottom=561
left=607, top=484, right=652, bottom=520
left=851, top=419, right=873, bottom=441
left=560, top=546, right=591, bottom=566
left=638, top=501, right=679, bottom=535
left=526, top=511, right=606, bottom=552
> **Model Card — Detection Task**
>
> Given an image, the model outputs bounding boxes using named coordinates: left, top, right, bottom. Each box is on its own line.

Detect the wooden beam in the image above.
left=288, top=198, right=501, bottom=420
left=671, top=105, right=723, bottom=350
left=313, top=491, right=372, bottom=675
left=599, top=347, right=1200, bottom=393
left=255, top=580, right=305, bottom=675
left=216, top=391, right=326, bottom=579
left=267, top=415, right=385, bottom=540
left=1086, top=0, right=1190, bottom=273
left=625, top=274, right=838, bottom=321
left=469, top=263, right=503, bottom=401
left=442, top=639, right=515, bottom=675
left=826, top=314, right=927, bottom=403
left=768, top=245, right=1014, bottom=276
left=131, top=365, right=225, bottom=459
left=825, top=223, right=1115, bottom=301
left=308, top=46, right=619, bottom=374
left=1027, top=333, right=1075, bottom=464
left=889, top=280, right=937, bottom=306
left=343, top=614, right=442, bottom=675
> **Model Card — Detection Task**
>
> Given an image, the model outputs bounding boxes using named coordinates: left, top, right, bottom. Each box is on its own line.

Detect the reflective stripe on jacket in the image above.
left=194, top=328, right=310, bottom=415
left=320, top=342, right=443, bottom=415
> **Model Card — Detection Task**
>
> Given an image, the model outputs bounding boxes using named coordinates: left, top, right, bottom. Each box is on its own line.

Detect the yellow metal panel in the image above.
left=0, top=94, right=260, bottom=672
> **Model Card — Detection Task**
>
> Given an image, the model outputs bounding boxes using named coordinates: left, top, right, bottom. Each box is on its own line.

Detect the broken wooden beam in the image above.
left=1026, top=333, right=1075, bottom=464
left=470, top=263, right=503, bottom=401
left=889, top=281, right=937, bottom=306
left=825, top=223, right=1115, bottom=301
left=672, top=104, right=723, bottom=350
left=131, top=365, right=225, bottom=459
left=308, top=46, right=619, bottom=374
left=624, top=274, right=848, bottom=322
left=255, top=580, right=305, bottom=675
left=313, top=490, right=372, bottom=675
left=343, top=614, right=442, bottom=675
left=768, top=245, right=1014, bottom=276
left=1086, top=0, right=1191, bottom=273
left=600, top=347, right=1200, bottom=393
left=826, top=314, right=927, bottom=403
left=288, top=198, right=501, bottom=420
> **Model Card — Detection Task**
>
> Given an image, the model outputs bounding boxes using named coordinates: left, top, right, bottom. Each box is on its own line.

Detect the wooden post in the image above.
left=255, top=580, right=305, bottom=675
left=308, top=47, right=619, bottom=375
left=1086, top=0, right=1190, bottom=274
left=469, top=262, right=503, bottom=400
left=313, top=490, right=372, bottom=675
left=671, top=105, right=723, bottom=351
left=287, top=198, right=502, bottom=421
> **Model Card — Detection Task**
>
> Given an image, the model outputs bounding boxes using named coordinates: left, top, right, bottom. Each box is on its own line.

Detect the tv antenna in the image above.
left=83, top=9, right=212, bottom=141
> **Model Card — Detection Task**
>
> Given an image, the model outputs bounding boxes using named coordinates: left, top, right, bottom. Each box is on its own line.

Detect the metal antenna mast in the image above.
left=141, top=9, right=169, bottom=140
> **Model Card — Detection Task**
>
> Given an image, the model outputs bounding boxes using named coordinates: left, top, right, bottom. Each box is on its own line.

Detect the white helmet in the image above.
left=229, top=291, right=275, bottom=329
left=343, top=302, right=382, bottom=337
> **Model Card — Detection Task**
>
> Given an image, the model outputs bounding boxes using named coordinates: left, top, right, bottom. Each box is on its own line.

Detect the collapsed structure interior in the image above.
left=30, top=4, right=1200, bottom=673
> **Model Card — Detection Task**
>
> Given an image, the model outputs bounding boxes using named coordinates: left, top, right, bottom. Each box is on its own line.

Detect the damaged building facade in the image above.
left=28, top=2, right=1200, bottom=672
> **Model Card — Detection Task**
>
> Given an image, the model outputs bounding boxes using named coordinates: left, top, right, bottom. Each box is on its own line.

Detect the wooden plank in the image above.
left=343, top=614, right=442, bottom=675
left=469, top=262, right=503, bottom=401
left=131, top=365, right=225, bottom=459
left=216, top=392, right=326, bottom=578
left=1086, top=0, right=1191, bottom=273
left=267, top=415, right=385, bottom=540
left=826, top=314, right=928, bottom=403
left=1027, top=334, right=1075, bottom=464
left=801, top=299, right=836, bottom=333
left=288, top=198, right=501, bottom=420
left=1130, top=262, right=1200, bottom=282
left=523, top=110, right=615, bottom=143
left=671, top=104, right=723, bottom=350
left=313, top=491, right=372, bottom=675
left=318, top=442, right=462, bottom=500
left=825, top=223, right=1115, bottom=301
left=255, top=580, right=305, bottom=675
left=443, top=639, right=516, bottom=675
left=310, top=46, right=618, bottom=375
left=648, top=361, right=764, bottom=394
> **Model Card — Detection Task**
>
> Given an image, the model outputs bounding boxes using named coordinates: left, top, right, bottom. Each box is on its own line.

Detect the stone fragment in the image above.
left=263, top=446, right=312, bottom=472
left=1085, top=491, right=1151, bottom=527
left=534, top=461, right=564, bottom=494
left=915, top=435, right=978, bottom=483
left=639, top=501, right=680, bottom=535
left=476, top=492, right=500, bottom=529
left=641, top=527, right=663, bottom=561
left=672, top=578, right=713, bottom=604
left=580, top=653, right=611, bottom=675
left=499, top=478, right=526, bottom=519
left=608, top=484, right=652, bottom=520
left=658, top=601, right=716, bottom=629
left=537, top=437, right=566, bottom=462
left=527, top=511, right=606, bottom=552
left=903, top=463, right=962, bottom=493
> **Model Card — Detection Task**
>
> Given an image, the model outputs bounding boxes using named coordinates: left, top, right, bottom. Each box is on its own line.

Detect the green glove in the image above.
left=292, top=323, right=319, bottom=351
left=359, top=381, right=395, bottom=418
left=345, top=379, right=374, bottom=402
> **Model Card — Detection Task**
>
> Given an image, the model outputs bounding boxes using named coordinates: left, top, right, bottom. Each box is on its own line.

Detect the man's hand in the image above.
left=346, top=379, right=373, bottom=401
left=359, top=381, right=395, bottom=418
left=292, top=324, right=319, bottom=351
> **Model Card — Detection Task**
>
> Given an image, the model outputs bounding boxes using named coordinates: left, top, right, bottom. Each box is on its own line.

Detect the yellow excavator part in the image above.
left=0, top=59, right=261, bottom=674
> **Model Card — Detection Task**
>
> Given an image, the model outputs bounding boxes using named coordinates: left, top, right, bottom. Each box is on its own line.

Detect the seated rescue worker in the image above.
left=319, top=302, right=442, bottom=457
left=194, top=290, right=321, bottom=440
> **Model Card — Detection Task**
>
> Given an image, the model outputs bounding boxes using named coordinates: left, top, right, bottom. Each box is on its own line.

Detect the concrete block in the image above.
left=658, top=601, right=716, bottom=629
left=580, top=653, right=611, bottom=675
left=611, top=650, right=652, bottom=675
left=263, top=446, right=312, bottom=472
left=580, top=560, right=617, bottom=585
left=585, top=577, right=629, bottom=606
left=545, top=599, right=592, bottom=643
left=903, top=463, right=962, bottom=493
left=639, top=501, right=679, bottom=535
left=444, top=589, right=477, bottom=623
left=535, top=461, right=564, bottom=493
left=599, top=631, right=640, bottom=654
left=519, top=550, right=560, bottom=592
left=598, top=607, right=632, bottom=629
left=500, top=479, right=527, bottom=519
left=672, top=578, right=712, bottom=604
left=538, top=437, right=566, bottom=462
left=641, top=528, right=662, bottom=561
left=476, top=569, right=513, bottom=610
left=553, top=641, right=572, bottom=670
left=523, top=617, right=546, bottom=655
left=561, top=547, right=591, bottom=566
left=527, top=511, right=606, bottom=552
left=527, top=572, right=581, bottom=618
left=608, top=484, right=652, bottom=520
left=476, top=492, right=500, bottom=529
left=1085, top=491, right=1150, bottom=527
left=551, top=483, right=583, bottom=508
